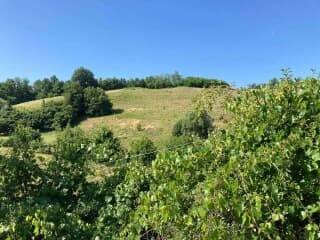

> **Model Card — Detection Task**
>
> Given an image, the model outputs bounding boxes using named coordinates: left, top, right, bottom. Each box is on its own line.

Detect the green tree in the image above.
left=0, top=78, right=35, bottom=104
left=84, top=87, right=113, bottom=117
left=71, top=67, right=98, bottom=88
left=64, top=81, right=85, bottom=119
left=33, top=75, right=64, bottom=99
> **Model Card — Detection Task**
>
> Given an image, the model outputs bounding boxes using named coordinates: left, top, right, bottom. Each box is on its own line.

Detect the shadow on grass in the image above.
left=72, top=108, right=125, bottom=126
left=111, top=108, right=124, bottom=115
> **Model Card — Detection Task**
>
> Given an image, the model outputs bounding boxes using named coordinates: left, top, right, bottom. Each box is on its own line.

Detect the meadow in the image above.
left=12, top=87, right=226, bottom=147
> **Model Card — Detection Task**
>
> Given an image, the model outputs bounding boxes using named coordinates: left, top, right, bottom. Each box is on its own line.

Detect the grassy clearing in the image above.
left=12, top=87, right=229, bottom=147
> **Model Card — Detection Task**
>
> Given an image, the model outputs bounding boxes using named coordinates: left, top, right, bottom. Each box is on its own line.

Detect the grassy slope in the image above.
left=13, top=96, right=64, bottom=110
left=13, top=87, right=208, bottom=146
left=78, top=87, right=203, bottom=147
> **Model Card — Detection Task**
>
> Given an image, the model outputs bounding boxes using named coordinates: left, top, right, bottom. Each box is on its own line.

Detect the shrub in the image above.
left=136, top=122, right=143, bottom=131
left=88, top=127, right=124, bottom=165
left=53, top=127, right=88, bottom=164
left=129, top=137, right=157, bottom=165
left=0, top=103, right=72, bottom=135
left=84, top=87, right=113, bottom=117
left=172, top=111, right=213, bottom=138
left=51, top=104, right=73, bottom=129
left=6, top=125, right=41, bottom=159
left=0, top=107, right=22, bottom=134
left=18, top=101, right=73, bottom=132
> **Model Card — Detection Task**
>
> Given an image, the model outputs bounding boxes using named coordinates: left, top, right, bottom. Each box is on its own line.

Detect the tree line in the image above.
left=0, top=68, right=228, bottom=105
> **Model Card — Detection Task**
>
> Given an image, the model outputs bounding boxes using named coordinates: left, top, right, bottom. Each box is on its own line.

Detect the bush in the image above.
left=53, top=127, right=88, bottom=164
left=136, top=122, right=143, bottom=131
left=88, top=127, right=125, bottom=165
left=84, top=87, right=113, bottom=117
left=51, top=103, right=73, bottom=129
left=172, top=111, right=213, bottom=138
left=0, top=101, right=73, bottom=135
left=0, top=107, right=23, bottom=134
left=129, top=137, right=157, bottom=165
left=6, top=125, right=41, bottom=159
left=24, top=101, right=72, bottom=131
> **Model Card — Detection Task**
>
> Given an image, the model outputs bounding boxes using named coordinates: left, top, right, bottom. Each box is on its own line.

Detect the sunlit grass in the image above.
left=13, top=87, right=230, bottom=147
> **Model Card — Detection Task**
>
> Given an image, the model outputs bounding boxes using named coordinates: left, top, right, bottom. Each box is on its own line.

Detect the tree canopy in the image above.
left=71, top=67, right=98, bottom=88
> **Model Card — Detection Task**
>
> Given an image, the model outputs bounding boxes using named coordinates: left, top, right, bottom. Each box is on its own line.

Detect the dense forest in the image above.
left=0, top=70, right=319, bottom=239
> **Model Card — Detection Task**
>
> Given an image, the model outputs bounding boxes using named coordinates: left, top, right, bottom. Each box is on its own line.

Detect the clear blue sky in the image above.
left=0, top=0, right=319, bottom=86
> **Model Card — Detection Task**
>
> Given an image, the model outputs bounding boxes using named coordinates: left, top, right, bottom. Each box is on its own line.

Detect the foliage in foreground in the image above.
left=120, top=76, right=320, bottom=239
left=129, top=137, right=157, bottom=165
left=1, top=75, right=320, bottom=239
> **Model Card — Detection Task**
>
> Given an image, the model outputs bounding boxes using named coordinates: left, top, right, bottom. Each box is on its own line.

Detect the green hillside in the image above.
left=13, top=87, right=227, bottom=146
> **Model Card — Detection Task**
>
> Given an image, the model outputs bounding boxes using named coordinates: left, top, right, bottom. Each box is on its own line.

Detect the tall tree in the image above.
left=71, top=67, right=98, bottom=88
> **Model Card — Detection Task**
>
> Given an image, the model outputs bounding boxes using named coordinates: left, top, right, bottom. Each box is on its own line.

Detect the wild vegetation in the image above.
left=0, top=70, right=319, bottom=239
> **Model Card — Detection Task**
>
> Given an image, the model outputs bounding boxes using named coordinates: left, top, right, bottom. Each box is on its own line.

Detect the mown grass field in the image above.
left=12, top=87, right=210, bottom=147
